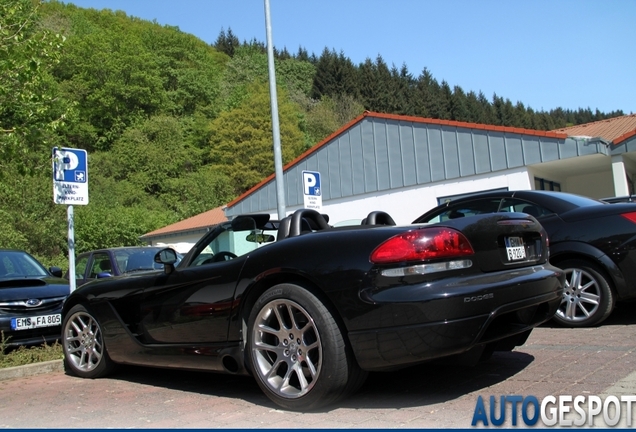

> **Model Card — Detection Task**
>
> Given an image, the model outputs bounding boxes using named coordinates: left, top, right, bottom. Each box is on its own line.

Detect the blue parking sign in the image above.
left=53, top=147, right=87, bottom=183
left=302, top=171, right=322, bottom=211
left=302, top=171, right=321, bottom=196
left=53, top=147, right=89, bottom=205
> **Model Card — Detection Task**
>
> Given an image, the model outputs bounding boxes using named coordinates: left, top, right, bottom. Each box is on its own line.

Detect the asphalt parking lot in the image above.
left=1, top=305, right=635, bottom=429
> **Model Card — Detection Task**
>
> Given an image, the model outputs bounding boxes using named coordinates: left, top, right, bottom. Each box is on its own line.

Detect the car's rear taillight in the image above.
left=370, top=227, right=474, bottom=264
left=621, top=212, right=636, bottom=223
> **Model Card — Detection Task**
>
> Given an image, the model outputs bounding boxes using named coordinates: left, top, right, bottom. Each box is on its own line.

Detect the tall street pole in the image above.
left=264, top=0, right=286, bottom=220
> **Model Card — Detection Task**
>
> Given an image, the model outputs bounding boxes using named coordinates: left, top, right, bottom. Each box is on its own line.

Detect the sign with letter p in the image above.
left=302, top=170, right=322, bottom=210
left=303, top=171, right=321, bottom=196
left=52, top=147, right=89, bottom=205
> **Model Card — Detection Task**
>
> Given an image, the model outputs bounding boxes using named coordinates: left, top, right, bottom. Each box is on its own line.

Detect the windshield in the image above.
left=187, top=219, right=263, bottom=267
left=113, top=247, right=182, bottom=273
left=0, top=250, right=49, bottom=278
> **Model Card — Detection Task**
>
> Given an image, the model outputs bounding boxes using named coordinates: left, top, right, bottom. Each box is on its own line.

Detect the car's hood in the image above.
left=0, top=276, right=70, bottom=301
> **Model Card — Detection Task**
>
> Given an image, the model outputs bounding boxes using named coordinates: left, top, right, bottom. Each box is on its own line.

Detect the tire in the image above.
left=246, top=283, right=366, bottom=411
left=552, top=259, right=615, bottom=327
left=62, top=304, right=114, bottom=378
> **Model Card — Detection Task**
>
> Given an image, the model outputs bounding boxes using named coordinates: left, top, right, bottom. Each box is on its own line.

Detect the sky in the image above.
left=63, top=0, right=635, bottom=115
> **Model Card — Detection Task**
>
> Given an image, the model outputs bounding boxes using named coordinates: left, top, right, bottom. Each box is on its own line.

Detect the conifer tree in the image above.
left=214, top=27, right=240, bottom=57
left=449, top=86, right=469, bottom=121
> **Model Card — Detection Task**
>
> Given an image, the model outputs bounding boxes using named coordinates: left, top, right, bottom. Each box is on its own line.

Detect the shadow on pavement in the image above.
left=342, top=351, right=534, bottom=410
left=107, top=365, right=275, bottom=408
left=97, top=349, right=534, bottom=412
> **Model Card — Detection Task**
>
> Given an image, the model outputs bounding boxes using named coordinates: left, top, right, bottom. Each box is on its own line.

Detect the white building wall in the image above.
left=565, top=171, right=615, bottom=199
left=275, top=168, right=533, bottom=226
left=150, top=232, right=206, bottom=254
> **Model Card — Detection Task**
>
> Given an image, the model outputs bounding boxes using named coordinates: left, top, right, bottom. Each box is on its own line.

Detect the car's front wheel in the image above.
left=246, top=283, right=366, bottom=411
left=553, top=259, right=615, bottom=327
left=62, top=304, right=114, bottom=378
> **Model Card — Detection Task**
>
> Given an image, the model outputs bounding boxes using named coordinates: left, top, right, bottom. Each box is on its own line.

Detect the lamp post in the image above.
left=264, top=0, right=286, bottom=220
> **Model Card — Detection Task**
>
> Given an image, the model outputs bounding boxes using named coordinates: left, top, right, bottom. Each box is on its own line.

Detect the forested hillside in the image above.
left=0, top=0, right=626, bottom=267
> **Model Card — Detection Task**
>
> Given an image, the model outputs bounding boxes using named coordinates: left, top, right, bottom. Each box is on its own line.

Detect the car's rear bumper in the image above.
left=348, top=264, right=563, bottom=371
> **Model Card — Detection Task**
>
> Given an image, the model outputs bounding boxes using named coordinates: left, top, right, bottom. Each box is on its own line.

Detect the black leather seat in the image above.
left=277, top=217, right=292, bottom=241
left=521, top=205, right=541, bottom=217
left=362, top=211, right=396, bottom=226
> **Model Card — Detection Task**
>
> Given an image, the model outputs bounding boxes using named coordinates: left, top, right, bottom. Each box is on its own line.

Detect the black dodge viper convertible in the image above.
left=61, top=208, right=564, bottom=411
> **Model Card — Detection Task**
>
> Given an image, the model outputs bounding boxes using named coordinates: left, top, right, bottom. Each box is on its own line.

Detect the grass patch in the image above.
left=0, top=332, right=63, bottom=369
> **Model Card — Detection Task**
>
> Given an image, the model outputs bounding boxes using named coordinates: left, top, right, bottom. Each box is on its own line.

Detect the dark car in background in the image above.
left=70, top=246, right=183, bottom=288
left=414, top=190, right=636, bottom=327
left=61, top=209, right=563, bottom=411
left=601, top=195, right=636, bottom=203
left=0, top=249, right=69, bottom=348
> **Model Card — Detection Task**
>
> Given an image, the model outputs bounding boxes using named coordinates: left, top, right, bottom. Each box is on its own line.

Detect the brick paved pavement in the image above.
left=1, top=304, right=635, bottom=428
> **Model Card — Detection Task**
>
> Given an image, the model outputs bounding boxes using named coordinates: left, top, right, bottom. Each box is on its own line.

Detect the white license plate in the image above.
left=505, top=236, right=526, bottom=261
left=10, top=314, right=61, bottom=330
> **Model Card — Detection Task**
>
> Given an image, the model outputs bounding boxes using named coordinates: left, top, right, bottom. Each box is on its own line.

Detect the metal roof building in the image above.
left=224, top=112, right=636, bottom=225
left=140, top=206, right=227, bottom=253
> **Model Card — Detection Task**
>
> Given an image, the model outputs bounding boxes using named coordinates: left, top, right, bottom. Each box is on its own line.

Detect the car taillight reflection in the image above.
left=370, top=227, right=474, bottom=264
left=620, top=212, right=636, bottom=223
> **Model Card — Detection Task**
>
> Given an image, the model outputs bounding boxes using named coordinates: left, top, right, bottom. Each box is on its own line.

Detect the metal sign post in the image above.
left=52, top=147, right=89, bottom=292
left=67, top=205, right=75, bottom=292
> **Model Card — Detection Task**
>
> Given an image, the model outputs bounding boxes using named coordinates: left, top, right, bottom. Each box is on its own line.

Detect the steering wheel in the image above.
left=208, top=251, right=237, bottom=263
left=214, top=251, right=237, bottom=262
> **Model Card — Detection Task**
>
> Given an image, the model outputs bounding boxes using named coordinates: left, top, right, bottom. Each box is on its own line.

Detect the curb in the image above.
left=0, top=360, right=63, bottom=381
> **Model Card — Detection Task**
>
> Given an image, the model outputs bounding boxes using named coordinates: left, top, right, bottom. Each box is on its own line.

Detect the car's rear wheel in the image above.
left=62, top=304, right=114, bottom=378
left=553, top=259, right=615, bottom=327
left=247, top=283, right=366, bottom=411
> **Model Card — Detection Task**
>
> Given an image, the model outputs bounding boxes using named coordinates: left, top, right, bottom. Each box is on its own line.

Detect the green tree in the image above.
left=276, top=57, right=316, bottom=98
left=437, top=81, right=453, bottom=120
left=142, top=25, right=226, bottom=118
left=464, top=91, right=484, bottom=123
left=219, top=45, right=269, bottom=111
left=383, top=63, right=415, bottom=115
left=160, top=168, right=234, bottom=219
left=0, top=0, right=71, bottom=175
left=301, top=94, right=360, bottom=146
left=94, top=115, right=204, bottom=196
left=412, top=68, right=442, bottom=118
left=450, top=85, right=469, bottom=121
left=55, top=30, right=165, bottom=151
left=477, top=91, right=496, bottom=124
left=214, top=27, right=240, bottom=57
left=311, top=48, right=358, bottom=100
left=0, top=165, right=68, bottom=260
left=209, top=82, right=304, bottom=194
left=73, top=204, right=174, bottom=253
left=492, top=94, right=517, bottom=126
